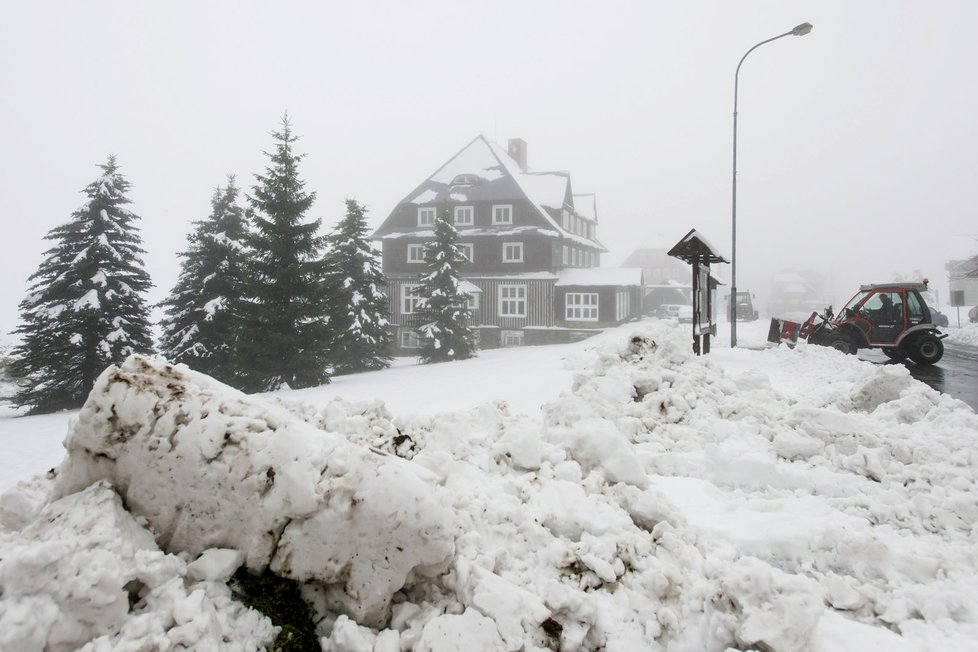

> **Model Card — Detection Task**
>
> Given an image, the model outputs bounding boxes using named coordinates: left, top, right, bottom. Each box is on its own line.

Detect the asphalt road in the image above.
left=862, top=342, right=978, bottom=412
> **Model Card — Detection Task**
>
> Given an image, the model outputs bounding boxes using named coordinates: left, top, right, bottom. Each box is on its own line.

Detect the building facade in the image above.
left=947, top=257, right=978, bottom=307
left=373, top=136, right=643, bottom=352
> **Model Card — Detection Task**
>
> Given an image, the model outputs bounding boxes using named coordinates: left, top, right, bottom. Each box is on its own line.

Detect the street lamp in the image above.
left=730, top=22, right=812, bottom=348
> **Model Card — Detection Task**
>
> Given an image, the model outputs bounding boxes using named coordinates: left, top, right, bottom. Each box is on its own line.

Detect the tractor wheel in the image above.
left=827, top=333, right=858, bottom=355
left=882, top=347, right=908, bottom=360
left=908, top=333, right=944, bottom=365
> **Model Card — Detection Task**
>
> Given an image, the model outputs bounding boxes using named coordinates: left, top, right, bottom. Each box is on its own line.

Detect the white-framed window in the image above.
left=402, top=284, right=423, bottom=314
left=499, top=284, right=526, bottom=317
left=572, top=248, right=580, bottom=267
left=492, top=204, right=513, bottom=225
left=502, top=242, right=524, bottom=263
left=466, top=292, right=480, bottom=310
left=562, top=245, right=569, bottom=266
left=616, top=290, right=631, bottom=321
left=407, top=243, right=425, bottom=263
left=566, top=293, right=599, bottom=321
left=501, top=330, right=524, bottom=347
left=457, top=242, right=473, bottom=263
left=454, top=206, right=474, bottom=226
left=400, top=329, right=421, bottom=349
left=561, top=210, right=571, bottom=230
left=418, top=207, right=436, bottom=226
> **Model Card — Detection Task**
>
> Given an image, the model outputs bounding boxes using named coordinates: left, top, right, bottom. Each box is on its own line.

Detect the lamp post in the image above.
left=731, top=22, right=812, bottom=348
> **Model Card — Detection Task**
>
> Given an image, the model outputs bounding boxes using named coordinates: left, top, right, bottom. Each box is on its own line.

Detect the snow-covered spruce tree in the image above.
left=324, top=199, right=392, bottom=373
left=158, top=176, right=248, bottom=384
left=11, top=156, right=154, bottom=414
left=416, top=208, right=476, bottom=363
left=234, top=115, right=336, bottom=392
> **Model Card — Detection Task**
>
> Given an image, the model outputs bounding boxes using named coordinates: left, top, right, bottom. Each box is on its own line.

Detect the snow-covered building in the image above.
left=373, top=136, right=643, bottom=352
left=621, top=247, right=691, bottom=287
left=947, top=256, right=978, bottom=306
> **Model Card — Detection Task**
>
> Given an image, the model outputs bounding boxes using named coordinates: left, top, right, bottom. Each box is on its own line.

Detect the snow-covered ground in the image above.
left=944, top=320, right=978, bottom=347
left=1, top=318, right=977, bottom=651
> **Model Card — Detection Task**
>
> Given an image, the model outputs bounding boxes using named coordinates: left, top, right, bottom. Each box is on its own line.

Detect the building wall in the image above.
left=621, top=249, right=690, bottom=285
left=386, top=197, right=539, bottom=232
left=950, top=277, right=978, bottom=306
left=382, top=234, right=601, bottom=276
left=384, top=277, right=555, bottom=328
left=555, top=286, right=642, bottom=328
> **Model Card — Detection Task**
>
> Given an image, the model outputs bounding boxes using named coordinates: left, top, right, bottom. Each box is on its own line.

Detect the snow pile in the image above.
left=0, top=481, right=276, bottom=651
left=944, top=321, right=978, bottom=347
left=2, top=321, right=978, bottom=650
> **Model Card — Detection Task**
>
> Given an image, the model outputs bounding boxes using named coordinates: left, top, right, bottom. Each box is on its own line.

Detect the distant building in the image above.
left=373, top=136, right=643, bottom=352
left=620, top=247, right=691, bottom=286
left=947, top=257, right=978, bottom=306
left=767, top=270, right=828, bottom=316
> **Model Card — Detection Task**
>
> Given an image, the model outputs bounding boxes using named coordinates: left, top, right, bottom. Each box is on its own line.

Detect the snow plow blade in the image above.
left=767, top=312, right=820, bottom=346
left=768, top=318, right=801, bottom=345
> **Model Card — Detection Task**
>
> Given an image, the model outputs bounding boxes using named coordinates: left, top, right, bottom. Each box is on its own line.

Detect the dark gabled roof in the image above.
left=373, top=135, right=605, bottom=251
left=667, top=229, right=728, bottom=265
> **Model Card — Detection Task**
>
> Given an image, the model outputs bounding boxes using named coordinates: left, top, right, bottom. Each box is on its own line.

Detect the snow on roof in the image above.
left=429, top=141, right=506, bottom=185
left=478, top=138, right=568, bottom=220
left=555, top=267, right=644, bottom=287
left=573, top=194, right=597, bottom=222
left=409, top=189, right=439, bottom=204
left=458, top=280, right=482, bottom=294
left=517, top=173, right=568, bottom=210
left=382, top=136, right=603, bottom=250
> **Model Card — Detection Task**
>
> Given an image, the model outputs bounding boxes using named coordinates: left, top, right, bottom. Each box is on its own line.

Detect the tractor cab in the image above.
left=833, top=284, right=933, bottom=346
left=726, top=290, right=759, bottom=321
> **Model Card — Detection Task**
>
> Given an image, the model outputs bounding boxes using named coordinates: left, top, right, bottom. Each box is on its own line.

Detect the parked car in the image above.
left=655, top=303, right=693, bottom=323
left=643, top=285, right=692, bottom=316
left=920, top=290, right=948, bottom=327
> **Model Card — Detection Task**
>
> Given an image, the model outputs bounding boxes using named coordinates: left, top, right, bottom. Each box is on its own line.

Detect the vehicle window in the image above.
left=907, top=291, right=924, bottom=322
left=842, top=291, right=868, bottom=312
left=863, top=293, right=883, bottom=311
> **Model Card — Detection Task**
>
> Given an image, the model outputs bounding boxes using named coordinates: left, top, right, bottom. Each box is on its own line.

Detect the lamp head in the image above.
left=792, top=22, right=813, bottom=36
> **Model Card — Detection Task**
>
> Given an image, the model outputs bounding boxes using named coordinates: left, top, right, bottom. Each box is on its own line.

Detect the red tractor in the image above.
left=768, top=281, right=946, bottom=365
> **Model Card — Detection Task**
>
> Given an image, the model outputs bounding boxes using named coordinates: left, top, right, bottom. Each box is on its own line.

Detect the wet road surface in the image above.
left=862, top=342, right=978, bottom=412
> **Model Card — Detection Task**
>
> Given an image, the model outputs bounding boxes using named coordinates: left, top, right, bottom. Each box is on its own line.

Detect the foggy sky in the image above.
left=2, top=1, right=977, bottom=339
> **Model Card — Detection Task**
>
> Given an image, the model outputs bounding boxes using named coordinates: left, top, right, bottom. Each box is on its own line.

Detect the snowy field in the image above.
left=1, top=318, right=977, bottom=651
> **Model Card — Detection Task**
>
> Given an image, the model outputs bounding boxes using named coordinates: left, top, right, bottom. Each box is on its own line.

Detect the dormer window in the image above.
left=450, top=174, right=481, bottom=186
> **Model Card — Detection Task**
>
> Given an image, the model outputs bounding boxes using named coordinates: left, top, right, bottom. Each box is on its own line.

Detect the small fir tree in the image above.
left=416, top=209, right=476, bottom=363
left=12, top=156, right=155, bottom=413
left=159, top=176, right=248, bottom=383
left=324, top=199, right=392, bottom=373
left=234, top=114, right=336, bottom=391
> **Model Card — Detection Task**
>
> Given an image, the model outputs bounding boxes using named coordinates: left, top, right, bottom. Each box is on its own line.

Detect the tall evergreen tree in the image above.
left=12, top=156, right=154, bottom=413
left=324, top=199, right=392, bottom=373
left=416, top=208, right=476, bottom=363
left=234, top=114, right=335, bottom=391
left=159, top=176, right=248, bottom=383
